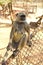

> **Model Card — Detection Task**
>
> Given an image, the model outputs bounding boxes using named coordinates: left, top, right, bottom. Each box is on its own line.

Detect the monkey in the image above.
left=2, top=12, right=32, bottom=65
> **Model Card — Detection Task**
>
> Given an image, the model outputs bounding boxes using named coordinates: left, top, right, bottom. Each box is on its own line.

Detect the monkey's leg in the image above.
left=18, top=33, right=28, bottom=50
left=2, top=44, right=13, bottom=65
left=2, top=51, right=13, bottom=65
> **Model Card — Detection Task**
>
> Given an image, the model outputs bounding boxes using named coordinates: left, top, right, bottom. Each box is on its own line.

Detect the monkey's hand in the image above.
left=27, top=41, right=32, bottom=47
left=12, top=50, right=20, bottom=58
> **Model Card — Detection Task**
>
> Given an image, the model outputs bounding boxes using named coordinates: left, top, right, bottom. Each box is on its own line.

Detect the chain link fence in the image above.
left=5, top=24, right=43, bottom=65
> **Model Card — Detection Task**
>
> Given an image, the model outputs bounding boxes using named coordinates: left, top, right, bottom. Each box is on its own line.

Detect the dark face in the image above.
left=16, top=12, right=26, bottom=22
left=20, top=15, right=26, bottom=21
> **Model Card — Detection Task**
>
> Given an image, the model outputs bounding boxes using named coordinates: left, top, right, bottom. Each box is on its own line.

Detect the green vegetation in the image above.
left=0, top=0, right=12, bottom=5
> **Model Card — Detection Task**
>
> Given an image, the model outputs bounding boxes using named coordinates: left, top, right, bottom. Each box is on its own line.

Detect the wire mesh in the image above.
left=6, top=24, right=43, bottom=65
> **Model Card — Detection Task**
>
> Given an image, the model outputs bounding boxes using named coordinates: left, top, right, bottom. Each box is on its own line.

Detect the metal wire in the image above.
left=5, top=24, right=43, bottom=65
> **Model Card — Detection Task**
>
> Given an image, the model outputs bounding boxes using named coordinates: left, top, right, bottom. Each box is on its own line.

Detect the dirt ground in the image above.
left=0, top=26, right=11, bottom=57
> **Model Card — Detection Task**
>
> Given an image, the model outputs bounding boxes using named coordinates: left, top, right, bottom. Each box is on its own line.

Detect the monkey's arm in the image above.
left=9, top=22, right=17, bottom=44
left=24, top=23, right=32, bottom=47
left=24, top=23, right=30, bottom=40
left=10, top=26, right=14, bottom=39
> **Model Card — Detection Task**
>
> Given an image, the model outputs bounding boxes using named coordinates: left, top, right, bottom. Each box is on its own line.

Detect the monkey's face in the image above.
left=16, top=12, right=26, bottom=22
left=19, top=15, right=26, bottom=21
